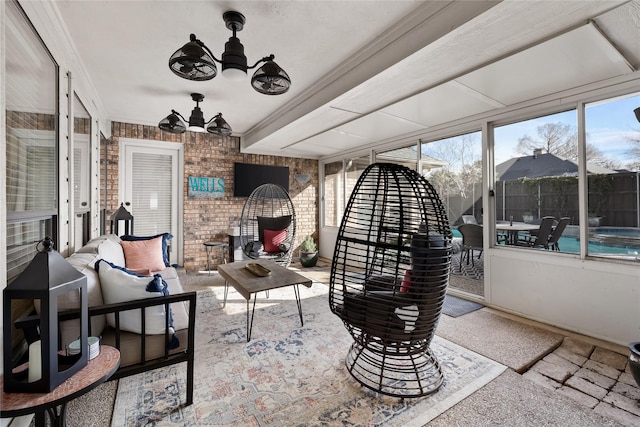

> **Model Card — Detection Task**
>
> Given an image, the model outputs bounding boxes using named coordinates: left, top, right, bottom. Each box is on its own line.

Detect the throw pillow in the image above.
left=121, top=233, right=173, bottom=266
left=400, top=269, right=413, bottom=293
left=96, top=259, right=167, bottom=335
left=120, top=236, right=166, bottom=272
left=263, top=229, right=287, bottom=253
left=257, top=215, right=292, bottom=243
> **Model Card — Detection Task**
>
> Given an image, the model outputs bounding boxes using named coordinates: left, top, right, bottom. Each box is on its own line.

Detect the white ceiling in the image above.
left=52, top=0, right=640, bottom=160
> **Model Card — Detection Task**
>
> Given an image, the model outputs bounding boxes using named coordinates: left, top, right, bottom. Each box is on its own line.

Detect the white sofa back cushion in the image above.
left=97, top=259, right=187, bottom=334
left=97, top=237, right=126, bottom=267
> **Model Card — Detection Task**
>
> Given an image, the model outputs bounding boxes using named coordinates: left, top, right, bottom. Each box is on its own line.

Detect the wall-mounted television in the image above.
left=233, top=163, right=290, bottom=197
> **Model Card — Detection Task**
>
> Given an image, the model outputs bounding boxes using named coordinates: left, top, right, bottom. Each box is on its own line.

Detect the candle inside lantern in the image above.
left=28, top=340, right=42, bottom=382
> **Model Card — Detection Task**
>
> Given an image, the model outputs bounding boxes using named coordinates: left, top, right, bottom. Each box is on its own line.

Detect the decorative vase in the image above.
left=300, top=251, right=319, bottom=267
left=629, top=342, right=640, bottom=387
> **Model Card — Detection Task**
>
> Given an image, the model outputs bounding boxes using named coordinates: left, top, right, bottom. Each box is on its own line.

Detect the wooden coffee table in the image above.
left=217, top=260, right=313, bottom=341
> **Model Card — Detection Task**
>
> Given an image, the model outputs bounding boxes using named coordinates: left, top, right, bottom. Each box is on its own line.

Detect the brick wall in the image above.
left=105, top=121, right=318, bottom=272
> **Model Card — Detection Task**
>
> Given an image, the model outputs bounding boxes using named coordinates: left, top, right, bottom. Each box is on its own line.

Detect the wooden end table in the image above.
left=1, top=345, right=120, bottom=427
left=217, top=260, right=313, bottom=341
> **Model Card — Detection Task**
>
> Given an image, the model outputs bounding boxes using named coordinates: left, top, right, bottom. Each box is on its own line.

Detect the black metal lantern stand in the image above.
left=2, top=237, right=88, bottom=393
left=109, top=203, right=134, bottom=236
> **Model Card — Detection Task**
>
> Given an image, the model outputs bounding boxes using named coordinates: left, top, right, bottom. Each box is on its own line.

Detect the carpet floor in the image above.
left=111, top=284, right=505, bottom=426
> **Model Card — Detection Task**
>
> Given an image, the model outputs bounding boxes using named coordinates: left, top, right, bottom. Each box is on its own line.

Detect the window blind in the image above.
left=5, top=1, right=59, bottom=281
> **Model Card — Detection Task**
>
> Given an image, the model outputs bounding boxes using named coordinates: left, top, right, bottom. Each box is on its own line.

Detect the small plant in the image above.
left=301, top=235, right=317, bottom=253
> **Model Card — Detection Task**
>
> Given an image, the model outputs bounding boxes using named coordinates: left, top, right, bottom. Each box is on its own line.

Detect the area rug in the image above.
left=112, top=284, right=505, bottom=426
left=442, top=295, right=484, bottom=318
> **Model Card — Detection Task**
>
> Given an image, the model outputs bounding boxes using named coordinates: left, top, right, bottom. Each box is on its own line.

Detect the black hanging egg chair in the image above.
left=329, top=163, right=452, bottom=398
left=239, top=183, right=296, bottom=267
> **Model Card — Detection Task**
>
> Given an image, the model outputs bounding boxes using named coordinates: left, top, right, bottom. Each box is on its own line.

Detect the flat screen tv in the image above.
left=233, top=163, right=290, bottom=197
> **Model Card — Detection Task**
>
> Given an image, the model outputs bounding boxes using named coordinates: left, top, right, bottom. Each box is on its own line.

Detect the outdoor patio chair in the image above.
left=458, top=223, right=483, bottom=270
left=329, top=163, right=453, bottom=398
left=462, top=215, right=478, bottom=224
left=239, top=183, right=296, bottom=267
left=546, top=217, right=571, bottom=251
left=518, top=216, right=555, bottom=248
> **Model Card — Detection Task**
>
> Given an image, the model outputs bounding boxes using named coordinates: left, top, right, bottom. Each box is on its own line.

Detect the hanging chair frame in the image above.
left=329, top=163, right=452, bottom=398
left=239, top=183, right=297, bottom=267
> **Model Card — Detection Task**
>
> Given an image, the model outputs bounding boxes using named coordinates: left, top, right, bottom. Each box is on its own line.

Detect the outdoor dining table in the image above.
left=496, top=222, right=540, bottom=245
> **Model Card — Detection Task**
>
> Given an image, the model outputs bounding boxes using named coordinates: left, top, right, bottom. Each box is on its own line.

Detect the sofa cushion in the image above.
left=97, top=260, right=170, bottom=335
left=121, top=233, right=173, bottom=267
left=97, top=237, right=126, bottom=266
left=120, top=236, right=166, bottom=272
left=100, top=325, right=190, bottom=369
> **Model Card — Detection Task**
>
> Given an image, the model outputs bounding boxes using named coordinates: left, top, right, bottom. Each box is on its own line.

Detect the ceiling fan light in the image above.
left=207, top=113, right=233, bottom=135
left=168, top=35, right=217, bottom=81
left=158, top=112, right=186, bottom=134
left=221, top=36, right=248, bottom=81
left=251, top=59, right=291, bottom=95
left=187, top=105, right=206, bottom=132
left=222, top=67, right=247, bottom=81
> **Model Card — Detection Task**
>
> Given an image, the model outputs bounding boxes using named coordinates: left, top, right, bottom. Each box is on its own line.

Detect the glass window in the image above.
left=494, top=110, right=580, bottom=252
left=421, top=132, right=482, bottom=226
left=376, top=144, right=418, bottom=170
left=421, top=132, right=483, bottom=296
left=585, top=93, right=640, bottom=260
left=323, top=161, right=343, bottom=227
left=323, top=156, right=369, bottom=227
left=5, top=1, right=58, bottom=281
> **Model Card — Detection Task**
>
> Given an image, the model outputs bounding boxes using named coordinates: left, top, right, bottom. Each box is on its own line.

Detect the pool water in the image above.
left=556, top=236, right=636, bottom=255
left=451, top=225, right=639, bottom=256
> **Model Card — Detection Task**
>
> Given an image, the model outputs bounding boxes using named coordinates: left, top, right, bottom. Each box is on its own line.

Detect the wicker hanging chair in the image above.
left=239, top=183, right=297, bottom=267
left=329, top=163, right=452, bottom=398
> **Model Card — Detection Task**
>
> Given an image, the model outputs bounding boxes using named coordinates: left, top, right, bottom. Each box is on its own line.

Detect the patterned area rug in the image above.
left=112, top=284, right=505, bottom=426
left=450, top=250, right=484, bottom=280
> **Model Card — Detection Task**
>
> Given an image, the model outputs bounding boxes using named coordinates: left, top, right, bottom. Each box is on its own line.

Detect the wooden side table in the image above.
left=1, top=345, right=120, bottom=427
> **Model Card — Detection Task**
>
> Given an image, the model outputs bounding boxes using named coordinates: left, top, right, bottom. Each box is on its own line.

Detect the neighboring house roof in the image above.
left=496, top=152, right=616, bottom=181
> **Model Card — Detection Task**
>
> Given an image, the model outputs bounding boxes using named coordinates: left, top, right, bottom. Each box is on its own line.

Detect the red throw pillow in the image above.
left=263, top=229, right=287, bottom=253
left=400, top=269, right=413, bottom=293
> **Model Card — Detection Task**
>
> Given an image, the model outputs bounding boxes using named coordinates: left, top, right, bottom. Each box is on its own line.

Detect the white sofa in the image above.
left=23, top=234, right=196, bottom=405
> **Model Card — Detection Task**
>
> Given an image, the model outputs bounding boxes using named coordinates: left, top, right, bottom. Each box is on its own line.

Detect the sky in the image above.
left=494, top=93, right=640, bottom=167
left=420, top=93, right=640, bottom=171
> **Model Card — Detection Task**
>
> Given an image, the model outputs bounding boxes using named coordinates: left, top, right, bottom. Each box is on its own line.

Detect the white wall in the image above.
left=487, top=248, right=639, bottom=346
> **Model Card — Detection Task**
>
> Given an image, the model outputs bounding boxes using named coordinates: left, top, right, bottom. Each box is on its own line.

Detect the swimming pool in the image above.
left=452, top=225, right=640, bottom=256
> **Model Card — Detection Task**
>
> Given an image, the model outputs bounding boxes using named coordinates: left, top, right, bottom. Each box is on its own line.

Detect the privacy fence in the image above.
left=446, top=172, right=639, bottom=228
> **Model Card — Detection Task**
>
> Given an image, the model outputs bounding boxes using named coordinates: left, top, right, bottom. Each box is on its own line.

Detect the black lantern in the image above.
left=110, top=203, right=134, bottom=236
left=3, top=237, right=89, bottom=393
